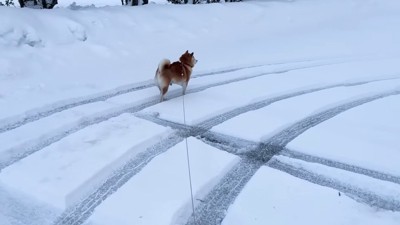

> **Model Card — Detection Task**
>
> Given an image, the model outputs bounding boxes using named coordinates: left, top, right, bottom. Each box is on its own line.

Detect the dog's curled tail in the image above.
left=158, top=59, right=171, bottom=73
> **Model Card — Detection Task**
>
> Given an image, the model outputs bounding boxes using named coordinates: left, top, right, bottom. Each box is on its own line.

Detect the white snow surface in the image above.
left=87, top=138, right=239, bottom=225
left=1, top=0, right=400, bottom=224
left=0, top=115, right=170, bottom=209
left=1, top=0, right=400, bottom=119
left=287, top=95, right=400, bottom=176
left=273, top=155, right=400, bottom=202
left=211, top=77, right=400, bottom=142
left=222, top=165, right=400, bottom=225
left=141, top=59, right=400, bottom=125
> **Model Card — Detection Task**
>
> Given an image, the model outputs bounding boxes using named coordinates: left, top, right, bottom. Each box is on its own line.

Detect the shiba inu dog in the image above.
left=154, top=50, right=198, bottom=102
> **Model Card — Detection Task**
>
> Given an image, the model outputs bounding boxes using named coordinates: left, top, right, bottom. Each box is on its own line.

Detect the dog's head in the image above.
left=180, top=50, right=198, bottom=67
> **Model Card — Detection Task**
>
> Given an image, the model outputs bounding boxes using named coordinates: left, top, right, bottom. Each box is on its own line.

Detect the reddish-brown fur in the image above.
left=154, top=50, right=198, bottom=102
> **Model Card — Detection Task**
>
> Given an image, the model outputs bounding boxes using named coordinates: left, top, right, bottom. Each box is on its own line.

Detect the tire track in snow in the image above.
left=0, top=81, right=153, bottom=134
left=191, top=56, right=342, bottom=78
left=199, top=133, right=400, bottom=187
left=185, top=88, right=400, bottom=225
left=267, top=158, right=400, bottom=211
left=51, top=76, right=390, bottom=225
left=53, top=81, right=400, bottom=225
left=0, top=60, right=352, bottom=171
left=53, top=133, right=184, bottom=225
left=186, top=158, right=264, bottom=225
left=262, top=89, right=400, bottom=149
left=0, top=57, right=336, bottom=134
left=185, top=146, right=281, bottom=225
left=198, top=131, right=258, bottom=154
left=192, top=54, right=387, bottom=79
left=138, top=77, right=399, bottom=133
left=0, top=99, right=156, bottom=171
left=280, top=149, right=400, bottom=185
left=0, top=63, right=266, bottom=134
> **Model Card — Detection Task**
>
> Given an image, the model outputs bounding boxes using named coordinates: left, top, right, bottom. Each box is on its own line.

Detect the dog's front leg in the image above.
left=182, top=83, right=187, bottom=95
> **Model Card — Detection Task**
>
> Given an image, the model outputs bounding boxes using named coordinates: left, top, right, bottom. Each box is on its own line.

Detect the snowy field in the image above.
left=1, top=0, right=400, bottom=224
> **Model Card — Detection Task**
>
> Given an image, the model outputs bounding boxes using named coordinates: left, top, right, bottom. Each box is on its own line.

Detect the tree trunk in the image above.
left=18, top=0, right=57, bottom=8
left=131, top=0, right=148, bottom=6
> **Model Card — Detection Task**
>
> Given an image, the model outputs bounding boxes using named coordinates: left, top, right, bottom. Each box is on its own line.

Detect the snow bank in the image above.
left=2, top=0, right=400, bottom=119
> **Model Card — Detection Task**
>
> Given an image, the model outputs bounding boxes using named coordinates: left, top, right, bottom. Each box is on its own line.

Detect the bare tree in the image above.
left=121, top=0, right=148, bottom=6
left=168, top=0, right=239, bottom=4
left=0, top=0, right=15, bottom=6
left=18, top=0, right=57, bottom=8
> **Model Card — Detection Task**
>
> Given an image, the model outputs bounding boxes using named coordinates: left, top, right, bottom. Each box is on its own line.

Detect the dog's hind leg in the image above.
left=160, top=85, right=169, bottom=102
left=154, top=69, right=161, bottom=91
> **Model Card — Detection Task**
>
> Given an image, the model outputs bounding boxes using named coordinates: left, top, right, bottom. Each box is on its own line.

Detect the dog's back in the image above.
left=154, top=51, right=197, bottom=101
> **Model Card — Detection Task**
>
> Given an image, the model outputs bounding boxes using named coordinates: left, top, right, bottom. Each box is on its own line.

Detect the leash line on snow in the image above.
left=182, top=93, right=197, bottom=224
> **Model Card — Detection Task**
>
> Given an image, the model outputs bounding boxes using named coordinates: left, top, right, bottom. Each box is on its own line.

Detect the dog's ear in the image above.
left=190, top=52, right=194, bottom=56
left=185, top=50, right=189, bottom=54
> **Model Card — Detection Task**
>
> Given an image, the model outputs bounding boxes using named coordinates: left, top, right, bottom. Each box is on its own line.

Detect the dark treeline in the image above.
left=1, top=0, right=242, bottom=8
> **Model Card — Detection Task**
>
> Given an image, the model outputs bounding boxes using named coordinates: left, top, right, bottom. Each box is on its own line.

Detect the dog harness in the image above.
left=181, top=62, right=192, bottom=77
left=181, top=62, right=187, bottom=77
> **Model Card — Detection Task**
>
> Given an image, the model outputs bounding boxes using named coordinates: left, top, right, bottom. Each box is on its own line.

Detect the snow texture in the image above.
left=1, top=0, right=400, bottom=224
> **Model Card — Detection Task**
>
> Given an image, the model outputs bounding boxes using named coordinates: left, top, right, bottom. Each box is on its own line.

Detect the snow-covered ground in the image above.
left=1, top=0, right=400, bottom=224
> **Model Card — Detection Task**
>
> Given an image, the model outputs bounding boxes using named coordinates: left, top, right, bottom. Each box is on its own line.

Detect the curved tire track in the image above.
left=280, top=149, right=400, bottom=185
left=268, top=158, right=400, bottom=211
left=0, top=61, right=357, bottom=171
left=53, top=133, right=184, bottom=225
left=0, top=81, right=153, bottom=134
left=0, top=99, right=156, bottom=171
left=51, top=76, right=395, bottom=225
left=186, top=158, right=263, bottom=225
left=191, top=56, right=346, bottom=78
left=0, top=58, right=335, bottom=134
left=185, top=88, right=400, bottom=225
left=138, top=77, right=399, bottom=133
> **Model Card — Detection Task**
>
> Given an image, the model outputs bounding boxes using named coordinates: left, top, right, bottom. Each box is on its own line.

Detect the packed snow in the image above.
left=87, top=138, right=239, bottom=225
left=0, top=115, right=170, bottom=209
left=1, top=0, right=400, bottom=224
left=222, top=165, right=400, bottom=225
left=287, top=95, right=400, bottom=176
